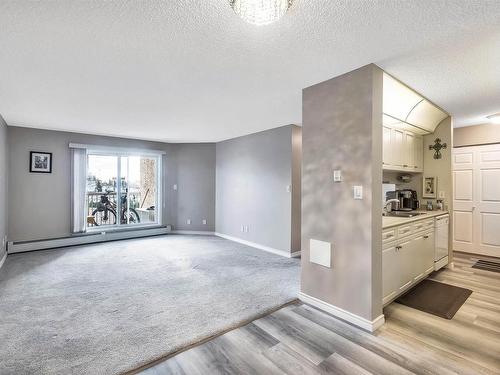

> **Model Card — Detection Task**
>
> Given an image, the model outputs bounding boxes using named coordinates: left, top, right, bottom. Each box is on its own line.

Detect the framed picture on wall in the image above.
left=422, top=176, right=437, bottom=198
left=30, top=151, right=53, bottom=173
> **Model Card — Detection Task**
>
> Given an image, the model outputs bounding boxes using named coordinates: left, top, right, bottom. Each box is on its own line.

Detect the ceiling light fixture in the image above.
left=487, top=113, right=500, bottom=124
left=229, top=0, right=293, bottom=26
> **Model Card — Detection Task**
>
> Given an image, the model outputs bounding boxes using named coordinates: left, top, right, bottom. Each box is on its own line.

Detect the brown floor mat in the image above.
left=396, top=279, right=472, bottom=319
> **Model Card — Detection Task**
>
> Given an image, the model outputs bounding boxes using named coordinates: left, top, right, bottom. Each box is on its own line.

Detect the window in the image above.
left=71, top=144, right=163, bottom=232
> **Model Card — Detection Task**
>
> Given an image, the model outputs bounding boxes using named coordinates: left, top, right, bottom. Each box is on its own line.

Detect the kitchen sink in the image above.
left=384, top=211, right=426, bottom=218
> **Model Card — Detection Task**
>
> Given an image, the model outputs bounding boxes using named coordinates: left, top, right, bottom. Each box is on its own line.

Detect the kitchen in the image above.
left=381, top=72, right=457, bottom=314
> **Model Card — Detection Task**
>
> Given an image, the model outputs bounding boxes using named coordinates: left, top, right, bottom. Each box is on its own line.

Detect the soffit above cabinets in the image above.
left=383, top=73, right=448, bottom=134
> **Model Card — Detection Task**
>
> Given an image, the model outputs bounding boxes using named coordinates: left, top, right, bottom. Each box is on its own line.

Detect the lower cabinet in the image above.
left=382, top=222, right=435, bottom=305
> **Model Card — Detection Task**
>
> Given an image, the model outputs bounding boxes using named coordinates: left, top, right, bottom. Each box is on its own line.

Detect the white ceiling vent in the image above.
left=383, top=73, right=448, bottom=134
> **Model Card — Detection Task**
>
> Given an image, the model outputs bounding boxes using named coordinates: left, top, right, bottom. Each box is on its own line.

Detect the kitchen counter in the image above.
left=383, top=210, right=448, bottom=229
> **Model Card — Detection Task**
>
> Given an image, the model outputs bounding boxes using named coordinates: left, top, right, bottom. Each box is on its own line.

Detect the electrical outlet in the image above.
left=202, top=219, right=207, bottom=225
left=333, top=170, right=342, bottom=182
left=173, top=184, right=178, bottom=191
left=187, top=219, right=191, bottom=225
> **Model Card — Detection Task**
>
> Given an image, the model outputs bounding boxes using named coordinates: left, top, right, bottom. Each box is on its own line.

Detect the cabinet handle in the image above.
left=423, top=235, right=429, bottom=239
left=403, top=164, right=408, bottom=167
left=396, top=246, right=402, bottom=250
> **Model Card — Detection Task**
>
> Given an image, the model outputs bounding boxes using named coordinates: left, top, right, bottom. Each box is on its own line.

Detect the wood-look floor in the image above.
left=137, top=253, right=500, bottom=375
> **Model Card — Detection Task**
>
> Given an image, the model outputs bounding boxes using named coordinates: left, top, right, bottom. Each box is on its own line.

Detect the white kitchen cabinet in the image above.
left=382, top=244, right=398, bottom=304
left=382, top=126, right=423, bottom=172
left=382, top=219, right=436, bottom=305
left=414, top=135, right=423, bottom=171
left=382, top=126, right=392, bottom=167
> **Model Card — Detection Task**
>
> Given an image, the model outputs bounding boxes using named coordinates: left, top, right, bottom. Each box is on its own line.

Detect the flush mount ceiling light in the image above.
left=229, top=0, right=293, bottom=26
left=487, top=113, right=500, bottom=124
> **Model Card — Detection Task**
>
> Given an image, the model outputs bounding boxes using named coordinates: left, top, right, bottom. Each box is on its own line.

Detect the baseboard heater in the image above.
left=7, top=226, right=171, bottom=254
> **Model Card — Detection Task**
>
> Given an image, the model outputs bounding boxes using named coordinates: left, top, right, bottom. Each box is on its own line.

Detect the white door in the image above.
left=453, top=144, right=500, bottom=257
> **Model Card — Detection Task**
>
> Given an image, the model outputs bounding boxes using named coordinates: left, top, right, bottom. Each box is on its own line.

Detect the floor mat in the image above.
left=396, top=279, right=472, bottom=319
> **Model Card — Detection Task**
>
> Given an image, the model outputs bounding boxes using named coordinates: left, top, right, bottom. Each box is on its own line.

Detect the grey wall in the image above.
left=7, top=126, right=215, bottom=242
left=301, top=64, right=383, bottom=321
left=454, top=122, right=500, bottom=147
left=216, top=125, right=301, bottom=254
left=169, top=143, right=216, bottom=231
left=0, top=115, right=8, bottom=260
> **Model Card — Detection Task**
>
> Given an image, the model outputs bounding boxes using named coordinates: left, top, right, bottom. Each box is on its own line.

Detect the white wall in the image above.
left=7, top=126, right=215, bottom=242
left=216, top=125, right=301, bottom=254
left=0, top=115, right=8, bottom=260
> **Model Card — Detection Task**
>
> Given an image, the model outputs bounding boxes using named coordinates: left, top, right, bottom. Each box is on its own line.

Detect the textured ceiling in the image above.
left=0, top=1, right=499, bottom=142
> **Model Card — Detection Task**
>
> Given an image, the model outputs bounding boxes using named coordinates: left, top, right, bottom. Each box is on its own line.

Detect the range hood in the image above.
left=383, top=73, right=448, bottom=135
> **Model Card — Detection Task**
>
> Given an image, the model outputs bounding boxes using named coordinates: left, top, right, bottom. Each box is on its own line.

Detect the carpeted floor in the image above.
left=0, top=235, right=300, bottom=375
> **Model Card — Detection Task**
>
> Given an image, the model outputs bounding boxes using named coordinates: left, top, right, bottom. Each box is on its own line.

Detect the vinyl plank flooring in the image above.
left=139, top=252, right=500, bottom=375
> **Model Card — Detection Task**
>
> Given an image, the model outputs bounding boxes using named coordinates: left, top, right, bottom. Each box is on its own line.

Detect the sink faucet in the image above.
left=384, top=199, right=400, bottom=213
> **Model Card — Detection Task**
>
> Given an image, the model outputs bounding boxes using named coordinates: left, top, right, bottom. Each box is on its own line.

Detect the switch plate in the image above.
left=438, top=191, right=445, bottom=199
left=333, top=170, right=342, bottom=182
left=353, top=185, right=363, bottom=200
left=286, top=185, right=291, bottom=193
left=173, top=184, right=178, bottom=191
left=202, top=219, right=207, bottom=225
left=186, top=219, right=191, bottom=225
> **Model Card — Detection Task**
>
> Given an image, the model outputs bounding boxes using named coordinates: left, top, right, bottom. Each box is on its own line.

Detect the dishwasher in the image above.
left=435, top=214, right=449, bottom=271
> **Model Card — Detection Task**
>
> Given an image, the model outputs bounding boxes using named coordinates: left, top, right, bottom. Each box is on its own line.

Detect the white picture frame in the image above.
left=422, top=176, right=437, bottom=198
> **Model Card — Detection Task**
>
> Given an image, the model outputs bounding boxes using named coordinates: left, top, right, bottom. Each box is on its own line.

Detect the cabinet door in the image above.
left=382, top=244, right=399, bottom=304
left=383, top=126, right=392, bottom=167
left=411, top=234, right=426, bottom=280
left=422, top=231, right=435, bottom=273
left=414, top=136, right=423, bottom=171
left=398, top=239, right=414, bottom=291
left=391, top=128, right=405, bottom=167
left=404, top=132, right=415, bottom=169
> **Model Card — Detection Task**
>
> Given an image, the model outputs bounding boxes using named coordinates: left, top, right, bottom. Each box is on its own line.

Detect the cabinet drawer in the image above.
left=412, top=221, right=426, bottom=232
left=382, top=228, right=397, bottom=243
left=423, top=219, right=435, bottom=229
left=397, top=225, right=412, bottom=238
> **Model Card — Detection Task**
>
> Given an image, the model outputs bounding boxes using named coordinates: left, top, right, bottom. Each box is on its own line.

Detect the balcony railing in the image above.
left=86, top=191, right=153, bottom=227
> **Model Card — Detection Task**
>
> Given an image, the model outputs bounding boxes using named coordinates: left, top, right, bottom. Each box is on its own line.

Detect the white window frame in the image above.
left=70, top=143, right=164, bottom=233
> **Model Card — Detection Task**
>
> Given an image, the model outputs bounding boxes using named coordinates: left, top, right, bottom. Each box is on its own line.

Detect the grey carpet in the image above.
left=0, top=235, right=300, bottom=375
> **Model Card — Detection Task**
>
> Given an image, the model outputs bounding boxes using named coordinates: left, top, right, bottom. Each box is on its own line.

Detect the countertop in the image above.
left=383, top=210, right=448, bottom=229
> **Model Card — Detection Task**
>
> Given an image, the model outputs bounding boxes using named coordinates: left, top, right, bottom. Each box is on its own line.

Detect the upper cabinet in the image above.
left=383, top=126, right=423, bottom=172
left=383, top=73, right=448, bottom=135
left=382, top=72, right=448, bottom=173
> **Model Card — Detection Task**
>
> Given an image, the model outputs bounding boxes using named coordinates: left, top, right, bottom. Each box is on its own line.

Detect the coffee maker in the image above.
left=385, top=189, right=419, bottom=211
left=397, top=189, right=419, bottom=211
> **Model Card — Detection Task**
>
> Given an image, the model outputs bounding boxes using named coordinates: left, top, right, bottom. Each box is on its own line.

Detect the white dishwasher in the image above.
left=435, top=214, right=449, bottom=270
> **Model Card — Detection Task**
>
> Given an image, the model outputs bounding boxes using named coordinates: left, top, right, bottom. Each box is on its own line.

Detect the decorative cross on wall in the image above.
left=429, top=138, right=447, bottom=159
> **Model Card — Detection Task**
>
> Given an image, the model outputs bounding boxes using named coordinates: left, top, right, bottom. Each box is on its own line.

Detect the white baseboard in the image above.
left=299, top=292, right=385, bottom=332
left=171, top=230, right=215, bottom=235
left=8, top=227, right=170, bottom=254
left=0, top=251, right=7, bottom=270
left=291, top=250, right=301, bottom=258
left=214, top=232, right=294, bottom=259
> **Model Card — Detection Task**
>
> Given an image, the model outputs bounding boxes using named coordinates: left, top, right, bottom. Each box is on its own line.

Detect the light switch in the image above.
left=173, top=184, right=178, bottom=191
left=439, top=191, right=445, bottom=199
left=286, top=185, right=291, bottom=193
left=202, top=219, right=207, bottom=225
left=186, top=219, right=191, bottom=225
left=353, top=185, right=363, bottom=200
left=333, top=170, right=342, bottom=182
